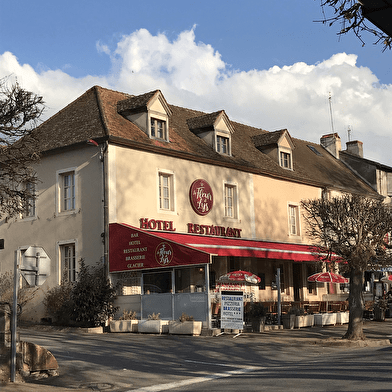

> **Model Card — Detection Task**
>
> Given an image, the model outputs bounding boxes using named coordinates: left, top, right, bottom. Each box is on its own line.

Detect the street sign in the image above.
left=22, top=246, right=51, bottom=286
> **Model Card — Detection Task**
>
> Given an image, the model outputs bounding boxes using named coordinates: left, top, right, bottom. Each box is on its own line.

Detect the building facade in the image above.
left=0, top=86, right=380, bottom=325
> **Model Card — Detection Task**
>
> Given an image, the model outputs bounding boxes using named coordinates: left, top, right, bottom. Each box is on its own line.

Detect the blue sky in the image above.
left=1, top=0, right=392, bottom=164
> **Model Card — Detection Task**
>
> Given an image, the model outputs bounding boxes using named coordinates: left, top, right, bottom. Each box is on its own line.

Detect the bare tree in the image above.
left=0, top=78, right=44, bottom=219
left=301, top=193, right=392, bottom=340
left=319, top=0, right=392, bottom=51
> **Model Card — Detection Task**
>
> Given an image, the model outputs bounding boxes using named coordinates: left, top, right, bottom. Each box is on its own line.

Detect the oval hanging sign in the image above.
left=189, top=179, right=213, bottom=216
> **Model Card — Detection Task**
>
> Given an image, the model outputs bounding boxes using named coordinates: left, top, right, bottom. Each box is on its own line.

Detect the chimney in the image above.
left=320, top=133, right=341, bottom=159
left=346, top=140, right=363, bottom=158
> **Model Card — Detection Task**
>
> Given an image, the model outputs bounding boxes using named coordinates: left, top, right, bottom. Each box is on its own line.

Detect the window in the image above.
left=224, top=183, right=237, bottom=218
left=280, top=151, right=292, bottom=169
left=387, top=173, right=392, bottom=196
left=158, top=172, right=174, bottom=211
left=61, top=243, right=77, bottom=282
left=258, top=272, right=266, bottom=290
left=288, top=204, right=300, bottom=236
left=307, top=264, right=316, bottom=294
left=151, top=118, right=167, bottom=140
left=307, top=145, right=322, bottom=156
left=58, top=171, right=75, bottom=212
left=175, top=266, right=205, bottom=293
left=143, top=270, right=172, bottom=294
left=23, top=182, right=36, bottom=218
left=56, top=169, right=77, bottom=214
left=217, top=135, right=229, bottom=155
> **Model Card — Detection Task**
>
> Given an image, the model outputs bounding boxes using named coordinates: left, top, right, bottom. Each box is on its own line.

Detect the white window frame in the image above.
left=157, top=169, right=176, bottom=214
left=288, top=203, right=301, bottom=237
left=279, top=147, right=292, bottom=170
left=21, top=181, right=37, bottom=220
left=216, top=132, right=231, bottom=156
left=57, top=240, right=78, bottom=283
left=56, top=168, right=77, bottom=215
left=149, top=112, right=169, bottom=142
left=224, top=182, right=239, bottom=220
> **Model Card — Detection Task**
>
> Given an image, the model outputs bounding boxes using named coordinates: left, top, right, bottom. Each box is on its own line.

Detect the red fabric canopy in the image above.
left=150, top=231, right=320, bottom=262
left=109, top=223, right=211, bottom=272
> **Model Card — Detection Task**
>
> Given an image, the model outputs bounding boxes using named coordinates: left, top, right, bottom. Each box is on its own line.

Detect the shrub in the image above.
left=0, top=270, right=38, bottom=315
left=43, top=281, right=73, bottom=325
left=179, top=312, right=194, bottom=322
left=119, top=310, right=137, bottom=320
left=44, top=259, right=118, bottom=327
left=147, top=312, right=161, bottom=320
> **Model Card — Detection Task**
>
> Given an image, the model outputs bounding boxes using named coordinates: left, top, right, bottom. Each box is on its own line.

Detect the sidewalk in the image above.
left=1, top=319, right=391, bottom=391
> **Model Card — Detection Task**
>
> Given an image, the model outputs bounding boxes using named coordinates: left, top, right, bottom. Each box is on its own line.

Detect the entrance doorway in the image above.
left=293, top=263, right=302, bottom=302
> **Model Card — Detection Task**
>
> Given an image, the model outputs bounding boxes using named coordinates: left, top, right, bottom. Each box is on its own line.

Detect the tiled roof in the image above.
left=252, top=129, right=288, bottom=149
left=186, top=111, right=224, bottom=130
left=32, top=86, right=379, bottom=196
left=117, top=90, right=159, bottom=114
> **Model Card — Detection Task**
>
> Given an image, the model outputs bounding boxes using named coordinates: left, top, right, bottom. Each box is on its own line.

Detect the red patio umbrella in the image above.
left=381, top=275, right=392, bottom=284
left=308, top=272, right=348, bottom=312
left=218, top=270, right=261, bottom=285
left=307, top=271, right=349, bottom=284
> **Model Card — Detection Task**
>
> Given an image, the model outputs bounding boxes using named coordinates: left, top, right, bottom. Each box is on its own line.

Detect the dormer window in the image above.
left=187, top=110, right=234, bottom=156
left=151, top=118, right=167, bottom=140
left=252, top=129, right=295, bottom=170
left=117, top=90, right=172, bottom=143
left=280, top=151, right=292, bottom=169
left=217, top=135, right=229, bottom=155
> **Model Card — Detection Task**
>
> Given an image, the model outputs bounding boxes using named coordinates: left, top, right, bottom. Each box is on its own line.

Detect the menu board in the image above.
left=221, top=291, right=244, bottom=330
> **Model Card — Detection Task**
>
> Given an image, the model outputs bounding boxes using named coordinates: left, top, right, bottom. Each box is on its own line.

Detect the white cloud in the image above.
left=1, top=28, right=392, bottom=165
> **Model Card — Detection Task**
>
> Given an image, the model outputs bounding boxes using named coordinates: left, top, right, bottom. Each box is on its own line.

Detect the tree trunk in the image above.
left=343, top=268, right=364, bottom=340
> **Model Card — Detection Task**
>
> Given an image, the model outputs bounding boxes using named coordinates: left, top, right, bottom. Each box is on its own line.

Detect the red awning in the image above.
left=109, top=223, right=212, bottom=273
left=146, top=231, right=320, bottom=262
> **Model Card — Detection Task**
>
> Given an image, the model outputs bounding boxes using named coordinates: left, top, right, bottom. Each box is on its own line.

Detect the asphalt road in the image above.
left=3, top=320, right=392, bottom=391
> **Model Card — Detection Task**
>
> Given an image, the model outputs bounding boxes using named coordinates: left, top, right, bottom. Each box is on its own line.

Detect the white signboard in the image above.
left=221, top=291, right=244, bottom=330
left=22, top=246, right=51, bottom=286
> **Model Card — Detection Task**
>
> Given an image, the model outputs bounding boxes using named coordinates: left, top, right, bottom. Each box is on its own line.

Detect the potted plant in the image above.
left=293, top=308, right=314, bottom=328
left=110, top=310, right=138, bottom=333
left=168, top=313, right=203, bottom=336
left=281, top=308, right=296, bottom=329
left=374, top=298, right=388, bottom=321
left=138, top=313, right=170, bottom=334
left=246, top=303, right=267, bottom=333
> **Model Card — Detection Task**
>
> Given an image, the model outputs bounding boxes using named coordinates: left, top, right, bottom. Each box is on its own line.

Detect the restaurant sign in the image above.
left=109, top=223, right=211, bottom=272
left=140, top=218, right=242, bottom=238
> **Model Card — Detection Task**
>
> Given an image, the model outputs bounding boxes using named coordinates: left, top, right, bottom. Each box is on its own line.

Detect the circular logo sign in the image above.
left=189, top=179, right=213, bottom=216
left=155, top=242, right=174, bottom=266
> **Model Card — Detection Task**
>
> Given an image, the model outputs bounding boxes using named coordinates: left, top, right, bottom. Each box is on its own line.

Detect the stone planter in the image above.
left=168, top=320, right=202, bottom=336
left=281, top=314, right=295, bottom=329
left=295, top=314, right=314, bottom=329
left=80, top=326, right=104, bottom=334
left=336, top=312, right=349, bottom=325
left=138, top=319, right=169, bottom=334
left=110, top=320, right=138, bottom=333
left=314, top=312, right=337, bottom=326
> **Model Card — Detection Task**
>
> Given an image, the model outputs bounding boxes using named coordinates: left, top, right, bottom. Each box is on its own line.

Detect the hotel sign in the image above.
left=140, top=218, right=242, bottom=238
left=189, top=179, right=213, bottom=216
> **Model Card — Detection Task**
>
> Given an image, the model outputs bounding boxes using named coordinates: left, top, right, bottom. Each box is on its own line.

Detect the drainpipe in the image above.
left=87, top=139, right=109, bottom=279
left=102, top=141, right=109, bottom=279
